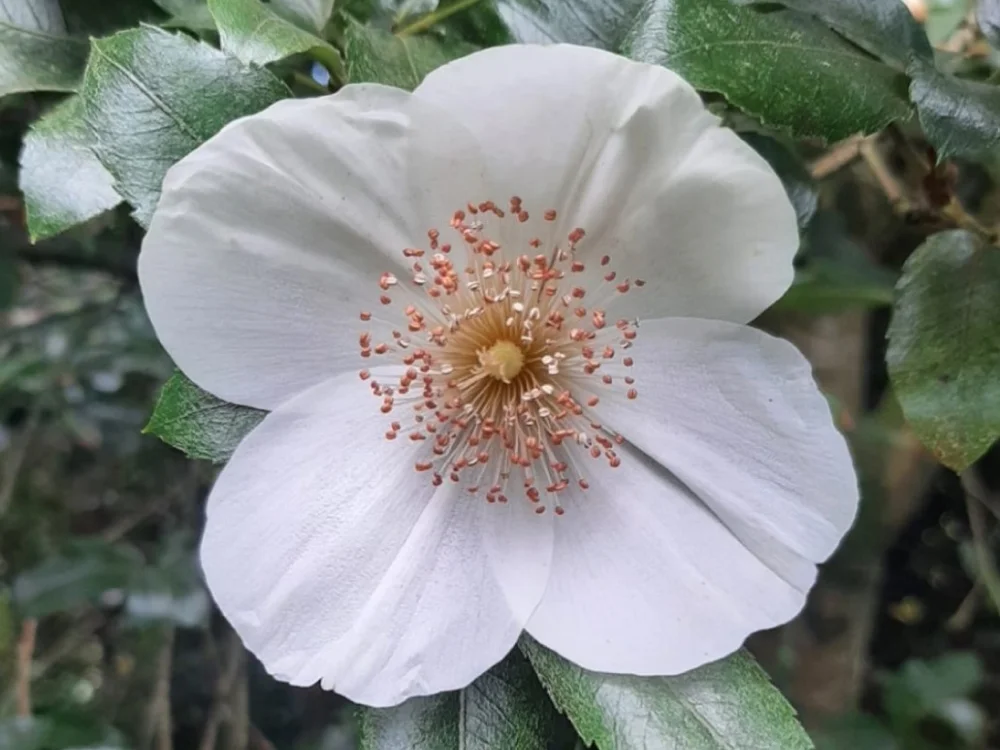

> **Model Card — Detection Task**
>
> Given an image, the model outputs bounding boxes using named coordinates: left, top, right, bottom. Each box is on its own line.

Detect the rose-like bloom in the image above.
left=139, top=44, right=858, bottom=707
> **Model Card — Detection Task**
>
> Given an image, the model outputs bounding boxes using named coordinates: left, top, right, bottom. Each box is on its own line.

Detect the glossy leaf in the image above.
left=886, top=230, right=1000, bottom=471
left=0, top=0, right=88, bottom=96
left=731, top=0, right=934, bottom=69
left=910, top=67, right=1000, bottom=161
left=209, top=0, right=343, bottom=70
left=623, top=0, right=912, bottom=141
left=19, top=97, right=122, bottom=241
left=79, top=26, right=289, bottom=226
left=358, top=649, right=558, bottom=750
left=344, top=18, right=475, bottom=90
left=495, top=0, right=643, bottom=48
left=145, top=371, right=266, bottom=463
left=522, top=639, right=812, bottom=750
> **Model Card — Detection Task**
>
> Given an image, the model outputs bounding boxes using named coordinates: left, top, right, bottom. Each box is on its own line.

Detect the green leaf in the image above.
left=496, top=0, right=644, bottom=48
left=910, top=67, right=1000, bottom=161
left=19, top=97, right=122, bottom=241
left=59, top=0, right=166, bottom=34
left=145, top=371, right=266, bottom=462
left=884, top=653, right=983, bottom=723
left=271, top=0, right=334, bottom=31
left=812, top=714, right=898, bottom=750
left=623, top=0, right=912, bottom=141
left=358, top=649, right=558, bottom=750
left=79, top=25, right=290, bottom=227
left=774, top=211, right=898, bottom=313
left=125, top=536, right=209, bottom=628
left=209, top=0, right=343, bottom=70
left=344, top=18, right=475, bottom=90
left=522, top=639, right=813, bottom=750
left=740, top=133, right=817, bottom=229
left=731, top=0, right=934, bottom=70
left=12, top=539, right=144, bottom=618
left=154, top=0, right=216, bottom=29
left=0, top=0, right=88, bottom=97
left=886, top=230, right=1000, bottom=471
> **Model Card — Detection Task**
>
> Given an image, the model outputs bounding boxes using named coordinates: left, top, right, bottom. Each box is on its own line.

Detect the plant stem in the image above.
left=396, top=0, right=485, bottom=36
left=961, top=470, right=1000, bottom=616
left=15, top=619, right=37, bottom=718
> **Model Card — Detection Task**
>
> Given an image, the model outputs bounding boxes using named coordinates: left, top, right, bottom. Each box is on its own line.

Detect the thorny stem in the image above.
left=16, top=619, right=37, bottom=718
left=396, top=0, right=484, bottom=36
left=961, top=470, right=1000, bottom=617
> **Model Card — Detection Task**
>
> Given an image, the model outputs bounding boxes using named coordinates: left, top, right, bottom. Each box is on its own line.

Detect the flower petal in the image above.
left=201, top=370, right=551, bottom=707
left=139, top=85, right=487, bottom=410
left=590, top=317, right=859, bottom=580
left=416, top=44, right=797, bottom=323
left=524, top=448, right=809, bottom=675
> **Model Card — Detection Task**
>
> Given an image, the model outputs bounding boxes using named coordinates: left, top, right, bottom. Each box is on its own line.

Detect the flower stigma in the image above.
left=358, top=196, right=643, bottom=515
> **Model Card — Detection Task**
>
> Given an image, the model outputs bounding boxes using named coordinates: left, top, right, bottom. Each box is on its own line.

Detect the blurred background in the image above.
left=2, top=0, right=1000, bottom=748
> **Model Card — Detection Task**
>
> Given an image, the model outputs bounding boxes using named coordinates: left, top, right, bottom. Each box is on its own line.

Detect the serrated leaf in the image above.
left=886, top=230, right=1000, bottom=471
left=731, top=0, right=934, bottom=70
left=209, top=0, right=342, bottom=69
left=0, top=0, right=88, bottom=96
left=19, top=96, right=122, bottom=241
left=79, top=25, right=290, bottom=227
left=358, top=649, right=558, bottom=750
left=271, top=0, right=334, bottom=31
left=344, top=19, right=475, bottom=90
left=521, top=639, right=812, bottom=750
left=622, top=0, right=912, bottom=141
left=13, top=540, right=144, bottom=618
left=909, top=67, right=1000, bottom=161
left=146, top=371, right=265, bottom=462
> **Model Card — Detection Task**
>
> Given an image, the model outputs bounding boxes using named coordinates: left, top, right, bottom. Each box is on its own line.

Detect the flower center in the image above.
left=479, top=340, right=524, bottom=383
left=357, top=196, right=643, bottom=514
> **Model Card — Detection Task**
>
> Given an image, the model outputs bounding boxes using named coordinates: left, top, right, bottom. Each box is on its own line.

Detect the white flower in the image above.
left=139, top=44, right=859, bottom=708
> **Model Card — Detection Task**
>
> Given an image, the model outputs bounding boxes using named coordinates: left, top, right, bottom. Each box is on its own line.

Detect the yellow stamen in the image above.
left=479, top=340, right=524, bottom=384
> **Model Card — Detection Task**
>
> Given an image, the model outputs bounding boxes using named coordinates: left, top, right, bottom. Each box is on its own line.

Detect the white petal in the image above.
left=416, top=44, right=797, bottom=323
left=590, top=317, right=859, bottom=578
left=525, top=448, right=809, bottom=676
left=201, top=370, right=551, bottom=707
left=139, top=85, right=487, bottom=410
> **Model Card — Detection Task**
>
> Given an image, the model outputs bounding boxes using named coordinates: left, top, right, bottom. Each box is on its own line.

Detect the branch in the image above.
left=15, top=619, right=37, bottom=718
left=198, top=630, right=246, bottom=750
left=961, top=470, right=1000, bottom=615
